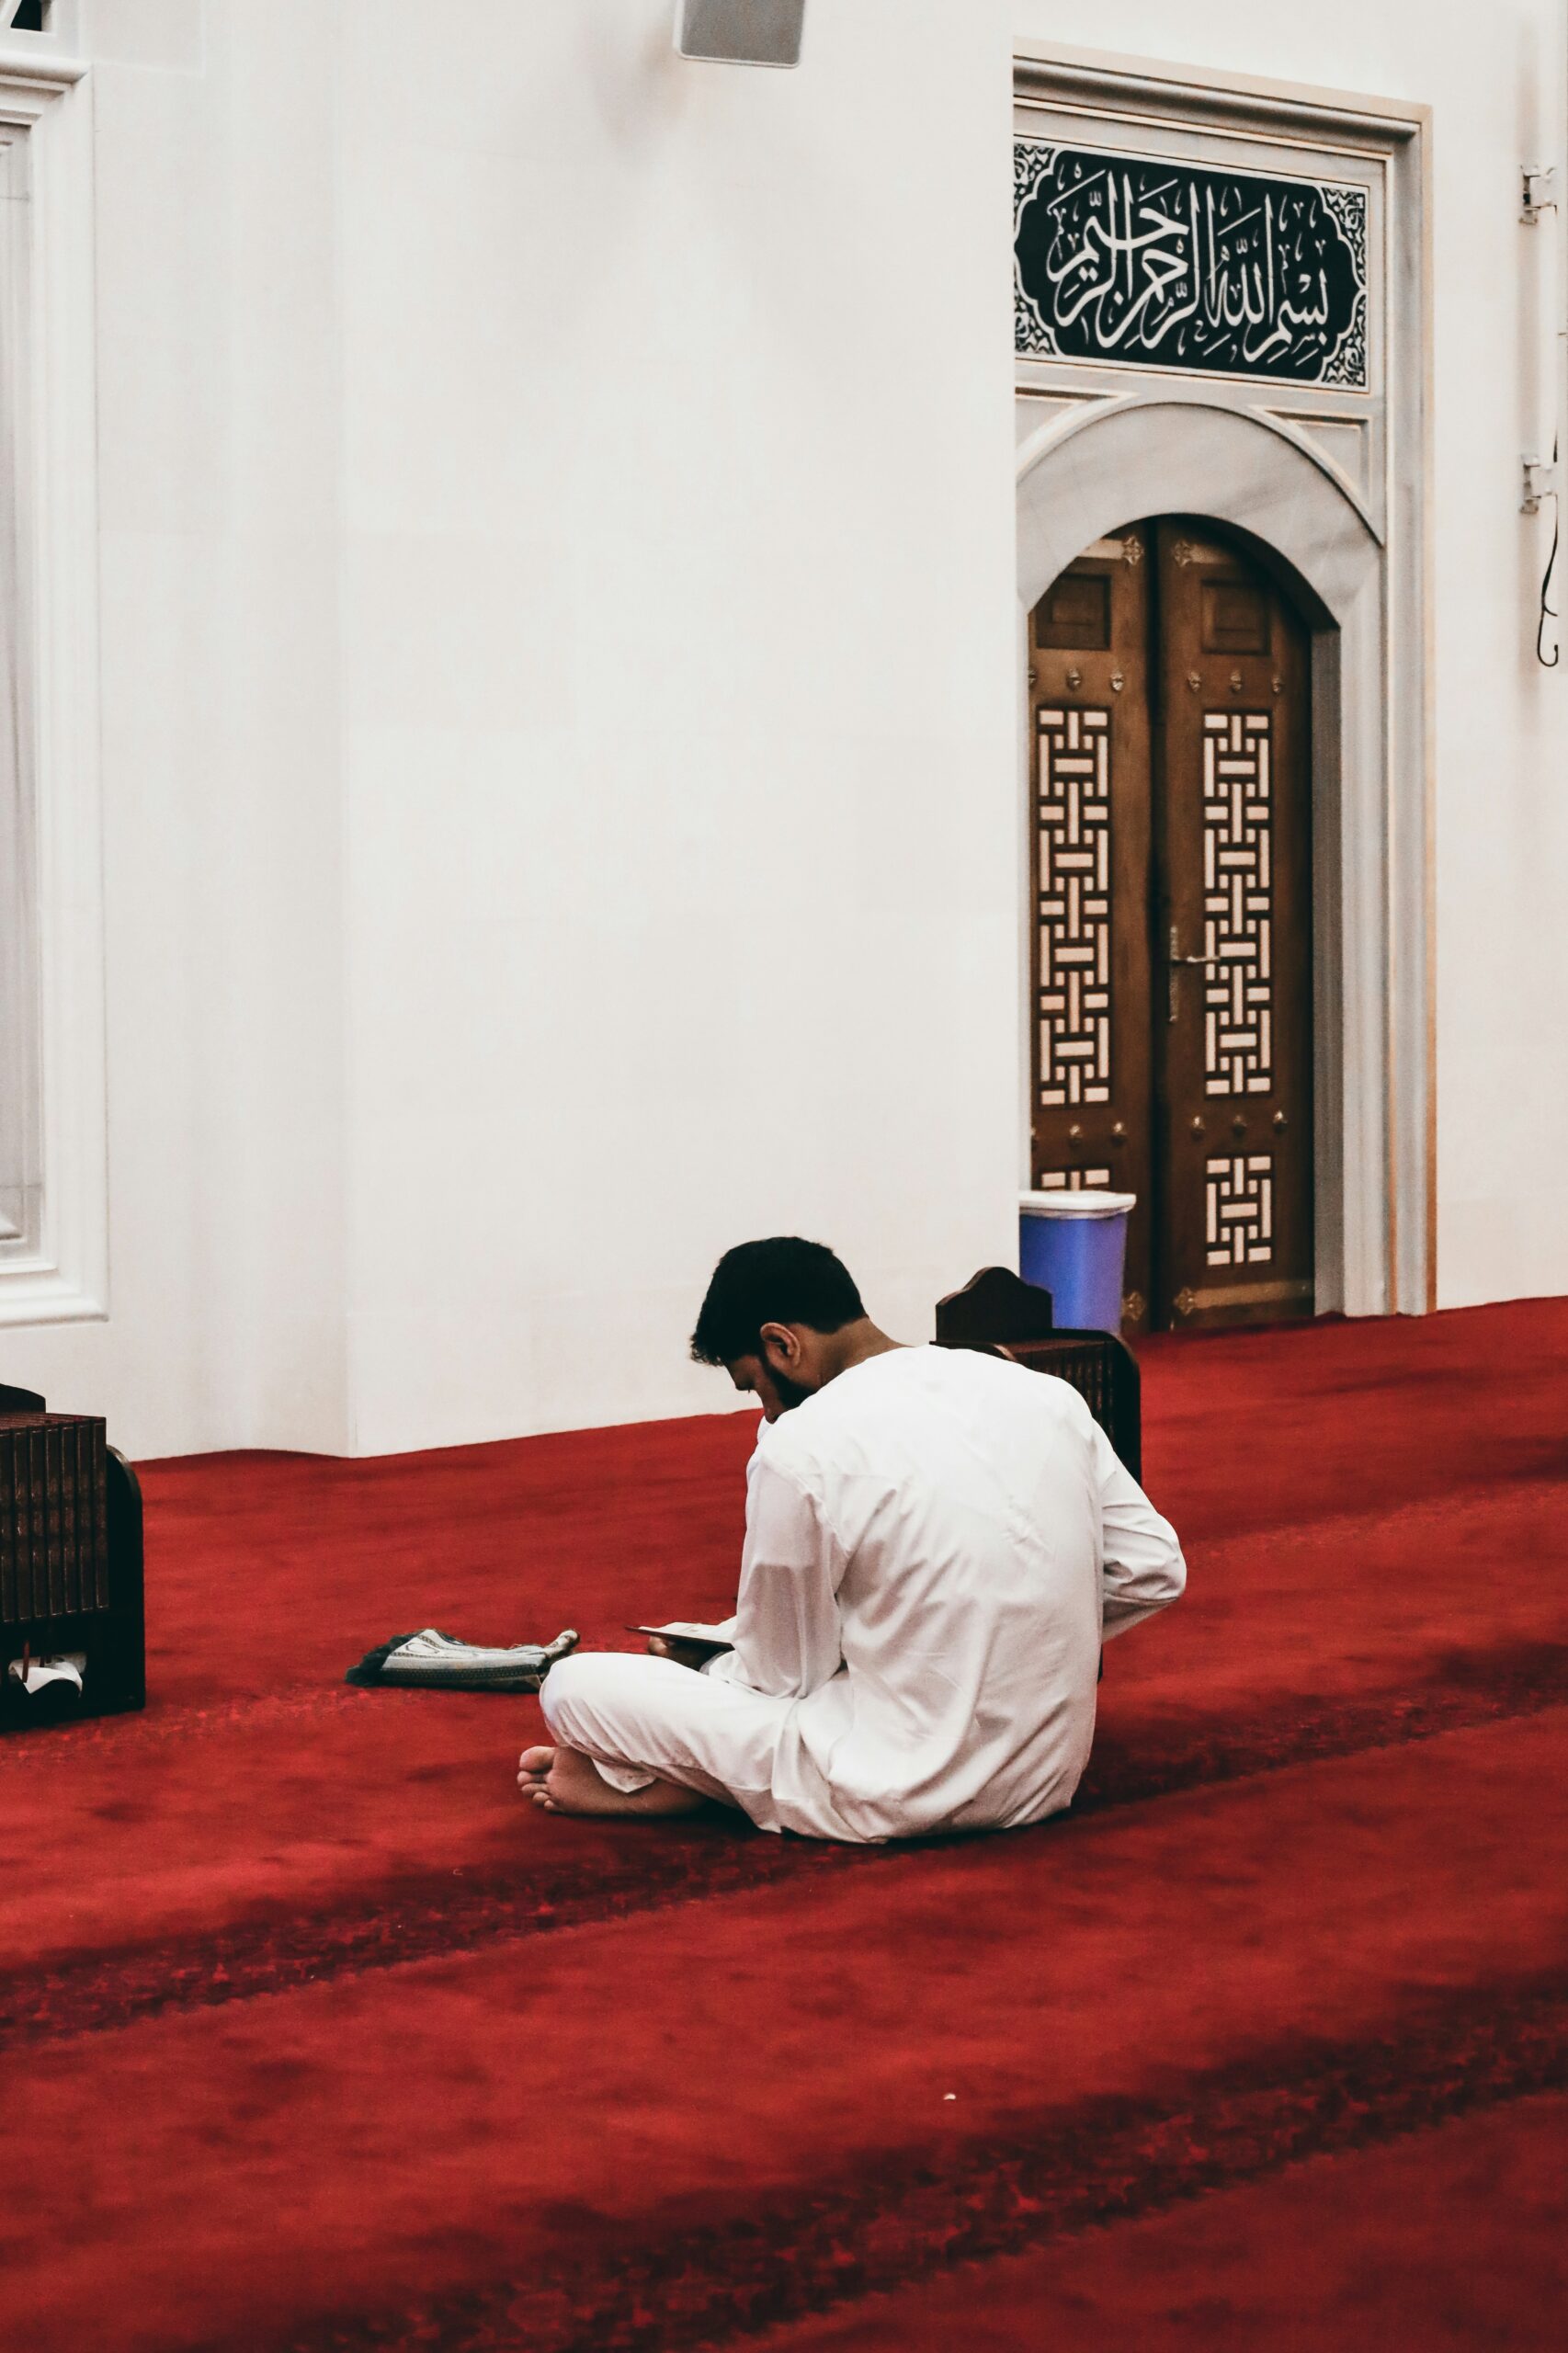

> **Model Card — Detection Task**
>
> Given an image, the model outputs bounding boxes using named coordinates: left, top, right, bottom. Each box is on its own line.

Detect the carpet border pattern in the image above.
left=241, top=1973, right=1568, bottom=2353
left=9, top=1647, right=1564, bottom=2052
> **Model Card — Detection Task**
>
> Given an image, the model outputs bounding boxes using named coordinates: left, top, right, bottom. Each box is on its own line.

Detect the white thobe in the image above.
left=540, top=1344, right=1186, bottom=1845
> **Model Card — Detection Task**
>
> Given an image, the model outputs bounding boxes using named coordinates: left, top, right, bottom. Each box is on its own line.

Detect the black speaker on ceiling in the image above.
left=675, top=0, right=806, bottom=70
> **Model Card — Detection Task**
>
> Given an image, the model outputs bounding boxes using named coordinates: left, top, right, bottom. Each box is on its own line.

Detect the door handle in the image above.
left=1168, top=926, right=1219, bottom=969
left=1167, top=926, right=1219, bottom=1018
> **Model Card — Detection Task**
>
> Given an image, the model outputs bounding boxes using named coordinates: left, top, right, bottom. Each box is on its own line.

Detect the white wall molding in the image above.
left=1015, top=391, right=1386, bottom=547
left=0, top=0, right=85, bottom=85
left=1013, top=39, right=1430, bottom=143
left=1017, top=401, right=1385, bottom=1314
left=1013, top=47, right=1433, bottom=1318
left=0, top=62, right=106, bottom=1326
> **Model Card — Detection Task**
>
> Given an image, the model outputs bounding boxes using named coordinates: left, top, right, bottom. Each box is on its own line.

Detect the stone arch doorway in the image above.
left=1029, top=517, right=1313, bottom=1334
left=1017, top=396, right=1430, bottom=1324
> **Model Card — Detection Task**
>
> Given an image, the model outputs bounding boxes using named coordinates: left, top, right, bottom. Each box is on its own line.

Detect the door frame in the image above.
left=1014, top=51, right=1432, bottom=1320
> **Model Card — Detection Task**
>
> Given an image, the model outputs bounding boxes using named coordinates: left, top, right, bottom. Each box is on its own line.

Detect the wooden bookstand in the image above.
left=0, top=1382, right=145, bottom=1732
left=934, top=1267, right=1142, bottom=1480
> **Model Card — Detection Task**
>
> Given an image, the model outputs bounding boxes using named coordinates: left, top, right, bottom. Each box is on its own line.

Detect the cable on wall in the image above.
left=1536, top=447, right=1560, bottom=666
left=1521, top=156, right=1564, bottom=665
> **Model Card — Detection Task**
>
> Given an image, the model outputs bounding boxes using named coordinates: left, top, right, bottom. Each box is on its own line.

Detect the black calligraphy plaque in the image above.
left=1016, top=142, right=1369, bottom=390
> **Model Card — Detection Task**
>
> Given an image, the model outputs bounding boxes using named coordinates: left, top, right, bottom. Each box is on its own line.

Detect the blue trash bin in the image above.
left=1017, top=1189, right=1135, bottom=1336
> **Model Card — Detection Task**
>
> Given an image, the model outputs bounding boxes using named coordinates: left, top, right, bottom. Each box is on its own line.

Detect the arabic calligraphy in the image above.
left=1016, top=142, right=1368, bottom=390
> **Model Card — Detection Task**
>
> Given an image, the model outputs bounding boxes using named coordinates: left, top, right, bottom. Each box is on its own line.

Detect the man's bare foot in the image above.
left=516, top=1742, right=705, bottom=1819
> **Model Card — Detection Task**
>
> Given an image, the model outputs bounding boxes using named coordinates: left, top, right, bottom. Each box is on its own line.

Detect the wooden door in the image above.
left=1028, top=520, right=1314, bottom=1335
left=1152, top=522, right=1313, bottom=1329
left=1028, top=529, right=1153, bottom=1329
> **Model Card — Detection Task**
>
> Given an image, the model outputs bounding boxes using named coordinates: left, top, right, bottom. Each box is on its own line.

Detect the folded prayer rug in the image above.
left=346, top=1627, right=578, bottom=1692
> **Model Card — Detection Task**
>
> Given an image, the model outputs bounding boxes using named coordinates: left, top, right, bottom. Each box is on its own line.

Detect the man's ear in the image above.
left=758, top=1322, right=801, bottom=1371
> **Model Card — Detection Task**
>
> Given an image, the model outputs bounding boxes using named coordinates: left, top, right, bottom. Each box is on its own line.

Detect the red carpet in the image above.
left=3, top=1299, right=1566, bottom=2349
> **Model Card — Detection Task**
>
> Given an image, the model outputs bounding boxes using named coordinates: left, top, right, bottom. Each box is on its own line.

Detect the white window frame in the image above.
left=0, top=42, right=106, bottom=1326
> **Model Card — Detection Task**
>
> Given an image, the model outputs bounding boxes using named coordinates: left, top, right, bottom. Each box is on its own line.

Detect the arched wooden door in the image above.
left=1028, top=519, right=1313, bottom=1334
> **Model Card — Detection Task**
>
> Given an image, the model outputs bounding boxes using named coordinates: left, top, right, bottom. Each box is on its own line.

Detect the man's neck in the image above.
left=818, top=1321, right=903, bottom=1386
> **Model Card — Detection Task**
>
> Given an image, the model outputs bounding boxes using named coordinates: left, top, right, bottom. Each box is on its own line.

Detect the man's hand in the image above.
left=645, top=1633, right=718, bottom=1672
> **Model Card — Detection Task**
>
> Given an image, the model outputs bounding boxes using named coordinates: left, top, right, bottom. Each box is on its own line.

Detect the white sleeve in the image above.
left=1092, top=1417, right=1187, bottom=1639
left=706, top=1449, right=845, bottom=1699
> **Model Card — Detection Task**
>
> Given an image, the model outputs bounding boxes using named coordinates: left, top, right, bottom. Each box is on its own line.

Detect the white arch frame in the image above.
left=1017, top=394, right=1429, bottom=1319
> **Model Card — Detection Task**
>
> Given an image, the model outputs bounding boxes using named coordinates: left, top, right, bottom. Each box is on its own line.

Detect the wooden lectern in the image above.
left=0, top=1383, right=145, bottom=1731
left=934, top=1267, right=1142, bottom=1480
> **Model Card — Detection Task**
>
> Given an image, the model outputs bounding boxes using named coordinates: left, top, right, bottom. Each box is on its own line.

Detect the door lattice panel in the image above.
left=1029, top=526, right=1310, bottom=1336
left=1206, top=1153, right=1275, bottom=1267
left=1036, top=706, right=1111, bottom=1108
left=1201, top=711, right=1274, bottom=1097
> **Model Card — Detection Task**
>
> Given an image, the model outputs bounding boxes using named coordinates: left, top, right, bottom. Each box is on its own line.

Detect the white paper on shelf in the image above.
left=6, top=1652, right=86, bottom=1695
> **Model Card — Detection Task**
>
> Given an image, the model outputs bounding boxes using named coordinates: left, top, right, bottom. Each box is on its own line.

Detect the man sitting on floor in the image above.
left=518, top=1237, right=1186, bottom=1844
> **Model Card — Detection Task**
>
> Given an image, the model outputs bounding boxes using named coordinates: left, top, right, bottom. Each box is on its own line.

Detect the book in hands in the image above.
left=627, top=1620, right=735, bottom=1661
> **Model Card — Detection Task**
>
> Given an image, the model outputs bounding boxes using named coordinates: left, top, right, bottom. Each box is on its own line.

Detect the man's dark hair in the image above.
left=690, top=1237, right=866, bottom=1367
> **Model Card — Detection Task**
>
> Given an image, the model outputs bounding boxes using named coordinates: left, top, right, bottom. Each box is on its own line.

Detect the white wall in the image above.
left=335, top=0, right=1020, bottom=1449
left=5, top=0, right=1564, bottom=1459
left=6, top=0, right=1023, bottom=1455
left=4, top=0, right=351, bottom=1455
